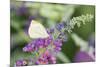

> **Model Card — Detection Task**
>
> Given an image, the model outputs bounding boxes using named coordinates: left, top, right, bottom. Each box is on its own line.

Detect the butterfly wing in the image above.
left=28, top=20, right=49, bottom=39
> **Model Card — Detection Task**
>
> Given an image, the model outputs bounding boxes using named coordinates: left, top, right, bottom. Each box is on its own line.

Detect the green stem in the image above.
left=57, top=52, right=70, bottom=63
left=71, top=33, right=89, bottom=52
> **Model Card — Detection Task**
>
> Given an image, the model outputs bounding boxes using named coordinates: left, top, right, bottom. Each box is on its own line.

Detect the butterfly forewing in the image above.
left=28, top=20, right=49, bottom=39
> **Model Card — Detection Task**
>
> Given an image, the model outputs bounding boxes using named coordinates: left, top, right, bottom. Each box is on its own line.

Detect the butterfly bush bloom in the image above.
left=16, top=59, right=28, bottom=66
left=74, top=51, right=94, bottom=62
left=35, top=50, right=56, bottom=64
left=16, top=21, right=67, bottom=66
left=16, top=14, right=94, bottom=66
left=16, top=4, right=29, bottom=17
left=23, top=37, right=52, bottom=52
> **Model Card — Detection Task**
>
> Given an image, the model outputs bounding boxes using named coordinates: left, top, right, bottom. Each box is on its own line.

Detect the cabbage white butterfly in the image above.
left=28, top=20, right=49, bottom=39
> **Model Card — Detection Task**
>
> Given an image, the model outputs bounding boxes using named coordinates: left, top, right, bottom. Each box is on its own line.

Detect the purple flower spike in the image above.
left=55, top=47, right=62, bottom=51
left=35, top=50, right=56, bottom=65
left=35, top=61, right=40, bottom=65
left=50, top=28, right=55, bottom=33
left=35, top=38, right=45, bottom=46
left=74, top=51, right=94, bottom=62
left=44, top=38, right=52, bottom=46
left=23, top=41, right=36, bottom=52
left=52, top=39, right=63, bottom=52
left=56, top=23, right=64, bottom=31
left=23, top=46, right=28, bottom=52
left=16, top=60, right=22, bottom=66
left=16, top=60, right=28, bottom=66
left=17, top=4, right=29, bottom=16
left=53, top=39, right=62, bottom=47
left=19, top=19, right=69, bottom=66
left=23, top=45, right=33, bottom=52
left=49, top=56, right=56, bottom=64
left=47, top=28, right=54, bottom=34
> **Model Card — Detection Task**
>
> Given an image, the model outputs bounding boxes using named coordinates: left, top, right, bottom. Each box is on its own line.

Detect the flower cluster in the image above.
left=16, top=21, right=67, bottom=66
left=16, top=14, right=94, bottom=66
left=23, top=37, right=52, bottom=52
left=74, top=51, right=94, bottom=62
left=35, top=50, right=56, bottom=64
left=16, top=59, right=28, bottom=66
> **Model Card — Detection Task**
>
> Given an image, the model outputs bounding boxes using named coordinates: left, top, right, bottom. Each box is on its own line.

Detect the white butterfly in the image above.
left=28, top=20, right=49, bottom=39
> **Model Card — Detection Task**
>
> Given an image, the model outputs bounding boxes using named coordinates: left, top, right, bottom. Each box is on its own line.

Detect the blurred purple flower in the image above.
left=56, top=22, right=64, bottom=32
left=73, top=51, right=94, bottom=62
left=23, top=40, right=36, bottom=52
left=23, top=37, right=52, bottom=52
left=22, top=28, right=64, bottom=65
left=17, top=21, right=68, bottom=65
left=49, top=28, right=55, bottom=34
left=16, top=4, right=29, bottom=16
left=16, top=60, right=22, bottom=66
left=35, top=50, right=56, bottom=65
left=16, top=59, right=28, bottom=66
left=53, top=39, right=62, bottom=52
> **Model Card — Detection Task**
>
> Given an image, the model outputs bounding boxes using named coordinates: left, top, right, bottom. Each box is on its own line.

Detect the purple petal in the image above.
left=74, top=51, right=94, bottom=62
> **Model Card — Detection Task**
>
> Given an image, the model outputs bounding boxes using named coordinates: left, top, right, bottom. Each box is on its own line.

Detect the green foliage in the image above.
left=10, top=1, right=95, bottom=66
left=10, top=48, right=33, bottom=67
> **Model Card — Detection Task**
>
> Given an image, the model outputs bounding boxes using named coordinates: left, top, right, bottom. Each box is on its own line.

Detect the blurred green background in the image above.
left=10, top=1, right=95, bottom=66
